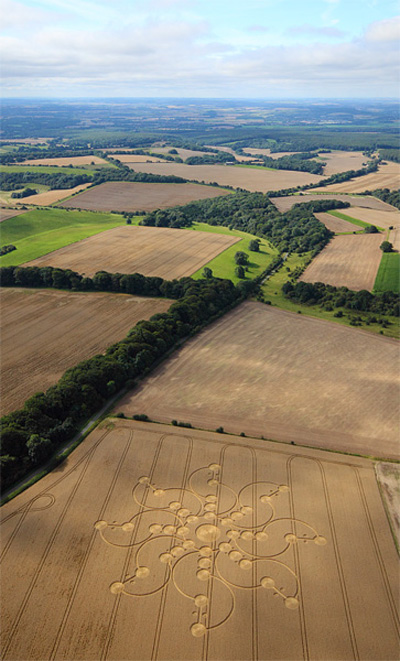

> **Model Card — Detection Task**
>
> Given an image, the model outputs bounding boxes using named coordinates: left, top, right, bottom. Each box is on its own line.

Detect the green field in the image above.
left=190, top=223, right=279, bottom=283
left=0, top=165, right=96, bottom=176
left=374, top=252, right=400, bottom=293
left=260, top=253, right=399, bottom=338
left=0, top=208, right=130, bottom=266
left=328, top=210, right=384, bottom=231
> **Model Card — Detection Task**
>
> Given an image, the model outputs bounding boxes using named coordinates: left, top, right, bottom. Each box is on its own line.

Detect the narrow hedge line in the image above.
left=0, top=270, right=245, bottom=492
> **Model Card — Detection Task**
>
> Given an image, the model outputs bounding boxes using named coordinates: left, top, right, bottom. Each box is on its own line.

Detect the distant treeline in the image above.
left=282, top=281, right=399, bottom=316
left=142, top=191, right=339, bottom=254
left=247, top=152, right=325, bottom=175
left=0, top=146, right=96, bottom=165
left=379, top=149, right=400, bottom=163
left=0, top=166, right=188, bottom=192
left=0, top=271, right=243, bottom=492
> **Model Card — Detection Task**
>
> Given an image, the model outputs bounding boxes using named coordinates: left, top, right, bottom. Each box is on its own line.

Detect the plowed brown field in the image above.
left=1, top=419, right=398, bottom=660
left=0, top=288, right=172, bottom=415
left=59, top=181, right=231, bottom=212
left=313, top=162, right=400, bottom=193
left=300, top=233, right=384, bottom=291
left=24, top=225, right=240, bottom=278
left=271, top=194, right=396, bottom=213
left=314, top=212, right=361, bottom=233
left=118, top=162, right=323, bottom=192
left=116, top=303, right=400, bottom=460
left=0, top=208, right=29, bottom=221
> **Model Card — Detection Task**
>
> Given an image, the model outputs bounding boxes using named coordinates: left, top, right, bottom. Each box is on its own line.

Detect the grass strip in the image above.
left=374, top=252, right=400, bottom=293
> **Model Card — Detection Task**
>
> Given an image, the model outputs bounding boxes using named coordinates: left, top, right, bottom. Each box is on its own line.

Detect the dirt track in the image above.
left=1, top=419, right=398, bottom=660
left=0, top=288, right=172, bottom=415
left=300, top=233, right=383, bottom=290
left=25, top=225, right=239, bottom=279
left=116, top=303, right=400, bottom=460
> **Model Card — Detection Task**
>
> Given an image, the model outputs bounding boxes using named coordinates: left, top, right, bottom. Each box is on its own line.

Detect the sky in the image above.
left=1, top=0, right=399, bottom=98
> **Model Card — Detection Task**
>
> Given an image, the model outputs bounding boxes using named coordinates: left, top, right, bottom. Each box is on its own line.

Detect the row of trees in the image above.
left=282, top=281, right=399, bottom=316
left=0, top=272, right=243, bottom=491
left=142, top=191, right=333, bottom=254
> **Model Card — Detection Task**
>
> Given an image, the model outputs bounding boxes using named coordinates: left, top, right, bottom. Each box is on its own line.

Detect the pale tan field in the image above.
left=108, top=154, right=164, bottom=163
left=204, top=145, right=259, bottom=162
left=313, top=162, right=400, bottom=193
left=1, top=419, right=398, bottom=660
left=0, top=208, right=29, bottom=221
left=24, top=225, right=240, bottom=279
left=339, top=206, right=400, bottom=230
left=119, top=162, right=323, bottom=192
left=271, top=193, right=395, bottom=213
left=389, top=227, right=400, bottom=251
left=18, top=183, right=92, bottom=206
left=60, top=181, right=231, bottom=212
left=314, top=211, right=361, bottom=233
left=316, top=151, right=368, bottom=176
left=117, top=303, right=400, bottom=460
left=375, top=462, right=400, bottom=548
left=244, top=148, right=301, bottom=159
left=300, top=233, right=383, bottom=291
left=16, top=155, right=108, bottom=166
left=0, top=288, right=172, bottom=415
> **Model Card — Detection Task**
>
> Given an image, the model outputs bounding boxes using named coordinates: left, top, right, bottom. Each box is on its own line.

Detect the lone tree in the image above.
left=202, top=267, right=213, bottom=279
left=234, top=251, right=249, bottom=265
left=249, top=239, right=261, bottom=252
left=235, top=265, right=245, bottom=278
left=364, top=225, right=378, bottom=234
left=380, top=241, right=393, bottom=252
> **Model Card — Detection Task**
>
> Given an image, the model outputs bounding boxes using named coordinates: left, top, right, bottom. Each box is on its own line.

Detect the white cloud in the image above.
left=364, top=15, right=400, bottom=42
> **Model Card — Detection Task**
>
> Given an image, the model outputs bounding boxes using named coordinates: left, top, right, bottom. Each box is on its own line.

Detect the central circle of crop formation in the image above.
left=195, top=524, right=221, bottom=542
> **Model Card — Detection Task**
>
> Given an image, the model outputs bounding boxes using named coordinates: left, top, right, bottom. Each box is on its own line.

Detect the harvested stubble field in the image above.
left=117, top=303, right=400, bottom=460
left=0, top=288, right=172, bottom=415
left=60, top=181, right=231, bottom=213
left=118, top=162, right=323, bottom=192
left=25, top=225, right=240, bottom=279
left=336, top=206, right=400, bottom=231
left=0, top=208, right=29, bottom=222
left=16, top=155, right=108, bottom=167
left=389, top=227, right=400, bottom=251
left=313, top=162, right=400, bottom=193
left=316, top=151, right=367, bottom=176
left=271, top=193, right=395, bottom=213
left=314, top=211, right=361, bottom=233
left=1, top=419, right=398, bottom=660
left=300, top=233, right=384, bottom=291
left=244, top=148, right=300, bottom=159
left=19, top=183, right=92, bottom=206
left=108, top=154, right=164, bottom=163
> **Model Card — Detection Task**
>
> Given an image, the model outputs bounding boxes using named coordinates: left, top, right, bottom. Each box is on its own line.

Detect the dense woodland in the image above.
left=0, top=271, right=244, bottom=491
left=141, top=192, right=349, bottom=254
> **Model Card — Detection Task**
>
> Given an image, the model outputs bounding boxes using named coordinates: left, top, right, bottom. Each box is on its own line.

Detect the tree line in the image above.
left=142, top=191, right=336, bottom=254
left=282, top=281, right=399, bottom=316
left=0, top=270, right=243, bottom=491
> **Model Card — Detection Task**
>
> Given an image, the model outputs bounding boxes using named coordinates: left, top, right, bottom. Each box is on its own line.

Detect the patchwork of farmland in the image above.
left=1, top=419, right=398, bottom=661
left=59, top=181, right=232, bottom=212
left=116, top=303, right=400, bottom=460
left=271, top=193, right=396, bottom=213
left=0, top=288, right=172, bottom=415
left=300, top=233, right=383, bottom=291
left=115, top=162, right=323, bottom=192
left=313, top=162, right=400, bottom=193
left=337, top=206, right=400, bottom=230
left=24, top=225, right=240, bottom=278
left=18, top=183, right=92, bottom=206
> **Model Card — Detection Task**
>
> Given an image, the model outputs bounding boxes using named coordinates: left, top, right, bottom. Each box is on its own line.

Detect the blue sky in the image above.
left=1, top=0, right=399, bottom=97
